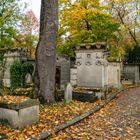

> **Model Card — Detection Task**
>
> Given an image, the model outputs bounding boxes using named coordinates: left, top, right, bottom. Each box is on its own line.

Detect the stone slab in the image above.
left=19, top=105, right=39, bottom=128
left=73, top=91, right=97, bottom=102
left=0, top=108, right=19, bottom=128
left=0, top=99, right=39, bottom=129
left=0, top=99, right=39, bottom=110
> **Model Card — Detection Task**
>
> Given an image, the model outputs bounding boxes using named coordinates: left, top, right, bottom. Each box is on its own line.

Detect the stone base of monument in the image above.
left=0, top=99, right=39, bottom=129
left=73, top=91, right=98, bottom=103
left=95, top=91, right=105, bottom=99
left=121, top=80, right=133, bottom=85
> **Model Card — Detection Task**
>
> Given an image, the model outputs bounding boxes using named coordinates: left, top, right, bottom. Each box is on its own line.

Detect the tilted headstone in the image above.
left=64, top=83, right=73, bottom=104
left=25, top=73, right=33, bottom=84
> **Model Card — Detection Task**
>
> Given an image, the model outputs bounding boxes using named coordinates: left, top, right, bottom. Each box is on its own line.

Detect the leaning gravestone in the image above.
left=64, top=83, right=73, bottom=104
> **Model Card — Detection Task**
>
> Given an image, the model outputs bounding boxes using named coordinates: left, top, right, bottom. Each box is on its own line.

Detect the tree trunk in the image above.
left=117, top=10, right=139, bottom=47
left=35, top=0, right=58, bottom=103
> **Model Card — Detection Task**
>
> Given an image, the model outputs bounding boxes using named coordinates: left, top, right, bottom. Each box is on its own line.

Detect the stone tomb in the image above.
left=2, top=48, right=27, bottom=88
left=73, top=91, right=97, bottom=103
left=70, top=43, right=121, bottom=89
left=122, top=64, right=140, bottom=84
left=27, top=55, right=71, bottom=91
left=56, top=56, right=70, bottom=90
left=0, top=99, right=39, bottom=129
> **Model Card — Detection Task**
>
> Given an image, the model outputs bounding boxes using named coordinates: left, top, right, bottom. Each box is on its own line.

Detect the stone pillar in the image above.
left=134, top=65, right=140, bottom=84
left=3, top=51, right=20, bottom=87
left=70, top=68, right=77, bottom=86
left=104, top=61, right=108, bottom=87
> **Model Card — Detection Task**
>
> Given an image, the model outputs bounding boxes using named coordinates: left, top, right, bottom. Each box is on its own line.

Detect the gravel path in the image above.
left=50, top=88, right=140, bottom=140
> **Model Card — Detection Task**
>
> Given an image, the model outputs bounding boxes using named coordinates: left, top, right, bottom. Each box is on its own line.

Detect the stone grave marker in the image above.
left=64, top=83, right=73, bottom=104
left=25, top=73, right=33, bottom=84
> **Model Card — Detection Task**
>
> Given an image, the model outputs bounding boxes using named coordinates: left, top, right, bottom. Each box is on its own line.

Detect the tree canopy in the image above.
left=124, top=45, right=140, bottom=63
left=107, top=0, right=140, bottom=61
left=109, top=0, right=140, bottom=45
left=58, top=0, right=120, bottom=57
left=0, top=0, right=25, bottom=48
left=14, top=10, right=39, bottom=58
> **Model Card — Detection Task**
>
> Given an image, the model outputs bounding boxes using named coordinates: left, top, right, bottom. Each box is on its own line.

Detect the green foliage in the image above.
left=109, top=0, right=140, bottom=47
left=124, top=46, right=140, bottom=63
left=22, top=62, right=34, bottom=75
left=21, top=62, right=34, bottom=84
left=57, top=40, right=75, bottom=57
left=10, top=61, right=34, bottom=89
left=0, top=52, right=4, bottom=62
left=0, top=0, right=26, bottom=48
left=10, top=61, right=23, bottom=89
left=58, top=0, right=120, bottom=57
left=14, top=10, right=39, bottom=51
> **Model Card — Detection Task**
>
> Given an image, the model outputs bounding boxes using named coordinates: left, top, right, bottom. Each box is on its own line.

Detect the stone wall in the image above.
left=75, top=49, right=107, bottom=88
left=0, top=60, right=4, bottom=88
left=0, top=48, right=70, bottom=89
left=70, top=68, right=77, bottom=86
left=72, top=59, right=121, bottom=88
left=122, top=64, right=140, bottom=84
left=0, top=49, right=27, bottom=88
left=56, top=56, right=70, bottom=90
left=74, top=45, right=121, bottom=89
left=3, top=51, right=20, bottom=87
left=108, top=62, right=121, bottom=88
left=27, top=56, right=71, bottom=90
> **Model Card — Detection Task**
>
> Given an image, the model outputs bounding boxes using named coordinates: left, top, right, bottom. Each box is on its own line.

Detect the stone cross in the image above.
left=64, top=83, right=73, bottom=104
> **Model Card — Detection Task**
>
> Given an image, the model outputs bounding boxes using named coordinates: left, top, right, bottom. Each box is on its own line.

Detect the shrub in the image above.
left=21, top=62, right=34, bottom=75
left=125, top=45, right=140, bottom=63
left=21, top=62, right=34, bottom=85
left=10, top=61, right=23, bottom=89
left=10, top=61, right=34, bottom=89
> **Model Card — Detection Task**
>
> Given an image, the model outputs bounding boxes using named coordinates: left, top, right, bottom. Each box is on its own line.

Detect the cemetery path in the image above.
left=50, top=87, right=140, bottom=140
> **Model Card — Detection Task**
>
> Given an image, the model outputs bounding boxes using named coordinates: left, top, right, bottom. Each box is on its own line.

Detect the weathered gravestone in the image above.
left=25, top=73, right=33, bottom=84
left=64, top=83, right=73, bottom=104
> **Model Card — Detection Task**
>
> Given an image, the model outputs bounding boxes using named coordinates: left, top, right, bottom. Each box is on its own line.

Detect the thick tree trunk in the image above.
left=35, top=0, right=58, bottom=103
